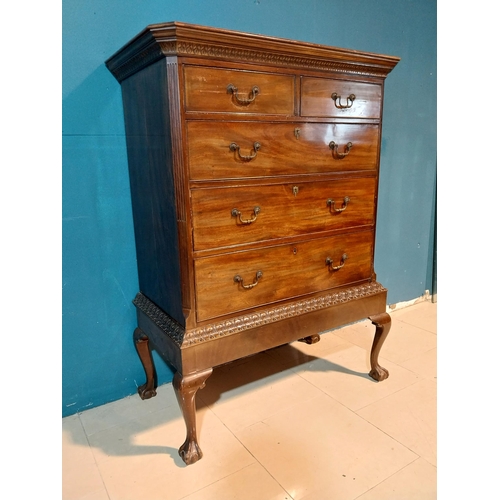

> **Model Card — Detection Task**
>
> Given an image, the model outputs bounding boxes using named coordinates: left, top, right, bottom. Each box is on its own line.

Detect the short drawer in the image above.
left=184, top=66, right=295, bottom=115
left=301, top=77, right=381, bottom=118
left=191, top=177, right=376, bottom=251
left=187, top=121, right=379, bottom=180
left=195, top=230, right=374, bottom=321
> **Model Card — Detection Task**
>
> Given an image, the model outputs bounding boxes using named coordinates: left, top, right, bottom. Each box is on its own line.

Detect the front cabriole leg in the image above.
left=368, top=312, right=391, bottom=381
left=173, top=368, right=213, bottom=465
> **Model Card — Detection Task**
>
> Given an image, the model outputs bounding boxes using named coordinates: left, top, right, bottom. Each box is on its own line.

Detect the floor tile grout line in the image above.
left=353, top=377, right=431, bottom=414
left=193, top=401, right=296, bottom=499
left=351, top=385, right=435, bottom=463
left=223, top=380, right=415, bottom=459
left=289, top=346, right=425, bottom=411
left=248, top=346, right=435, bottom=393
left=224, top=420, right=297, bottom=500
left=76, top=413, right=113, bottom=500
left=191, top=401, right=298, bottom=500
left=397, top=346, right=437, bottom=369
left=74, top=392, right=181, bottom=440
left=351, top=455, right=422, bottom=500
left=392, top=319, right=437, bottom=336
left=288, top=372, right=429, bottom=466
left=220, top=390, right=422, bottom=500
left=389, top=306, right=437, bottom=333
left=176, top=462, right=258, bottom=500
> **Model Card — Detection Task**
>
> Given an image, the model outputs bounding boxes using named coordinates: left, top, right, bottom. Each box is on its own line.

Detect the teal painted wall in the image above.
left=62, top=0, right=436, bottom=416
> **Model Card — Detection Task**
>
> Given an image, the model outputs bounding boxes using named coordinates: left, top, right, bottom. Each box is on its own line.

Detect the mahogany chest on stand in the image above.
left=106, top=22, right=399, bottom=465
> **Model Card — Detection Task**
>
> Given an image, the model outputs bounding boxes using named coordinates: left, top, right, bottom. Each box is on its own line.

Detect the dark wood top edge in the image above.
left=105, top=21, right=400, bottom=83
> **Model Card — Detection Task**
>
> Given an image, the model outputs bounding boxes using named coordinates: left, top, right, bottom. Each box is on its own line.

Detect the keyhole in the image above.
left=292, top=247, right=298, bottom=255
left=292, top=186, right=299, bottom=197
left=294, top=128, right=300, bottom=139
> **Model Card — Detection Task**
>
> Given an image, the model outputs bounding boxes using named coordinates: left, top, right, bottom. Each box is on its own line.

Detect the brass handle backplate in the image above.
left=231, top=206, right=260, bottom=224
left=234, top=270, right=263, bottom=289
left=326, top=253, right=348, bottom=271
left=327, top=196, right=350, bottom=213
left=227, top=84, right=260, bottom=105
left=329, top=141, right=353, bottom=159
left=331, top=93, right=356, bottom=109
left=230, top=142, right=261, bottom=161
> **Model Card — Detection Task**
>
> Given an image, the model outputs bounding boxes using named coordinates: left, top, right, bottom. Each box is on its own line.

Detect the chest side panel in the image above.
left=120, top=59, right=185, bottom=325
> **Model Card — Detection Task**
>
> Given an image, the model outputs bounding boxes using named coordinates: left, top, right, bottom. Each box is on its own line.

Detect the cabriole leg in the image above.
left=133, top=327, right=157, bottom=399
left=173, top=368, right=213, bottom=465
left=368, top=312, right=391, bottom=381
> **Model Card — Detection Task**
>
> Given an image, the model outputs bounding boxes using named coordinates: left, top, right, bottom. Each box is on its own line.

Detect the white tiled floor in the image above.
left=62, top=300, right=437, bottom=499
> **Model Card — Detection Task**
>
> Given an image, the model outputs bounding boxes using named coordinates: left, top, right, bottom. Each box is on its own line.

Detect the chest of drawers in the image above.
left=106, top=22, right=399, bottom=465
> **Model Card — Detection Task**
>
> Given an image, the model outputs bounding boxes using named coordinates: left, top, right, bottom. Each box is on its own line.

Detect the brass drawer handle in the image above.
left=329, top=141, right=353, bottom=159
left=230, top=141, right=261, bottom=161
left=234, top=270, right=263, bottom=289
left=331, top=92, right=356, bottom=109
left=327, top=196, right=350, bottom=213
left=231, top=206, right=261, bottom=224
left=326, top=253, right=348, bottom=271
left=227, top=83, right=260, bottom=105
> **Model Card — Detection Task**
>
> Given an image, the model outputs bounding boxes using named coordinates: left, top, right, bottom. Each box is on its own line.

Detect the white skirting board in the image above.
left=387, top=290, right=436, bottom=313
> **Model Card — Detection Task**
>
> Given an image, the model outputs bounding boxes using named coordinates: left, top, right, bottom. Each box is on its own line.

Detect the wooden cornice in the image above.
left=105, top=21, right=400, bottom=83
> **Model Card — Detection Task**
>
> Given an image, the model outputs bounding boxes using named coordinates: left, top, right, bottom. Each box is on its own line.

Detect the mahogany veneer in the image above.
left=106, top=22, right=399, bottom=465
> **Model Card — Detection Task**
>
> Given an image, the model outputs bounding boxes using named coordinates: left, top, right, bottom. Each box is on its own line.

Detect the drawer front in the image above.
left=301, top=78, right=381, bottom=118
left=184, top=66, right=295, bottom=115
left=187, top=121, right=379, bottom=180
left=195, top=230, right=374, bottom=321
left=192, top=177, right=376, bottom=251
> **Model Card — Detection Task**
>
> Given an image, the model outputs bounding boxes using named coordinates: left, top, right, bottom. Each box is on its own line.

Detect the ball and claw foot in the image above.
left=138, top=383, right=157, bottom=400
left=369, top=365, right=389, bottom=382
left=179, top=438, right=203, bottom=465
